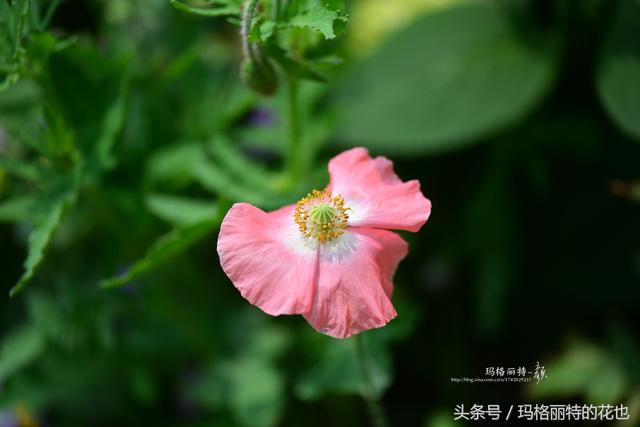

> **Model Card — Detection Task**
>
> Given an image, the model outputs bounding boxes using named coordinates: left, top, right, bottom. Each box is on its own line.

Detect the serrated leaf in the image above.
left=596, top=0, right=640, bottom=140
left=10, top=169, right=81, bottom=297
left=289, top=7, right=344, bottom=40
left=100, top=218, right=219, bottom=289
left=334, top=4, right=558, bottom=154
left=0, top=325, right=45, bottom=381
left=145, top=193, right=218, bottom=226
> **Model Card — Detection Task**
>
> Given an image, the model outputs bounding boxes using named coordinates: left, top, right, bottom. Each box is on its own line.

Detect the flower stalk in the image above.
left=354, top=334, right=389, bottom=427
left=240, top=0, right=277, bottom=95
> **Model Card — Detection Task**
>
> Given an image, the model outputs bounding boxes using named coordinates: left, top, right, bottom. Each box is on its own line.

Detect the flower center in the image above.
left=294, top=189, right=349, bottom=243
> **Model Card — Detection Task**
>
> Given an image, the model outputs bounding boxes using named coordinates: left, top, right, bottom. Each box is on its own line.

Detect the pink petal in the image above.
left=328, top=147, right=431, bottom=232
left=217, top=203, right=319, bottom=316
left=303, top=228, right=408, bottom=339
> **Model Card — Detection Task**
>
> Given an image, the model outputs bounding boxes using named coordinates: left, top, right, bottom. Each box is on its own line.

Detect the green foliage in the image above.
left=10, top=168, right=80, bottom=296
left=100, top=218, right=220, bottom=289
left=171, top=0, right=243, bottom=17
left=296, top=295, right=419, bottom=400
left=424, top=411, right=460, bottom=427
left=2, top=35, right=130, bottom=295
left=463, top=143, right=519, bottom=335
left=0, top=195, right=36, bottom=222
left=146, top=193, right=218, bottom=226
left=296, top=333, right=392, bottom=400
left=530, top=340, right=629, bottom=404
left=0, top=1, right=639, bottom=426
left=174, top=0, right=348, bottom=93
left=0, top=0, right=30, bottom=91
left=334, top=4, right=558, bottom=154
left=596, top=0, right=640, bottom=140
left=288, top=6, right=346, bottom=40
left=189, top=319, right=290, bottom=427
left=0, top=325, right=45, bottom=381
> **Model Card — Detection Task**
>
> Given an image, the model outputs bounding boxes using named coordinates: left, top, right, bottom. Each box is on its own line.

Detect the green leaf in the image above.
left=10, top=169, right=81, bottom=297
left=207, top=136, right=276, bottom=191
left=190, top=321, right=289, bottom=427
left=0, top=325, right=45, bottom=381
left=91, top=71, right=130, bottom=171
left=146, top=141, right=283, bottom=208
left=288, top=6, right=345, bottom=40
left=334, top=4, right=558, bottom=154
left=530, top=341, right=629, bottom=404
left=295, top=332, right=392, bottom=400
left=265, top=44, right=327, bottom=83
left=100, top=218, right=219, bottom=289
left=0, top=195, right=36, bottom=222
left=259, top=21, right=276, bottom=42
left=170, top=0, right=241, bottom=17
left=145, top=193, right=218, bottom=226
left=0, top=0, right=30, bottom=92
left=191, top=154, right=276, bottom=208
left=596, top=0, right=640, bottom=140
left=227, top=359, right=284, bottom=427
left=0, top=80, right=43, bottom=149
left=47, top=38, right=128, bottom=158
left=194, top=358, right=284, bottom=427
left=146, top=142, right=205, bottom=189
left=0, top=157, right=46, bottom=182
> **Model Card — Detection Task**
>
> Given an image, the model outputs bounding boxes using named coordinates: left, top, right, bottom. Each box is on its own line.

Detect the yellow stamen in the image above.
left=294, top=189, right=350, bottom=243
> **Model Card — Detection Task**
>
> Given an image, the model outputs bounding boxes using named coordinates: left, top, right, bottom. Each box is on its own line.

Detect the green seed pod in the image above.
left=240, top=54, right=278, bottom=96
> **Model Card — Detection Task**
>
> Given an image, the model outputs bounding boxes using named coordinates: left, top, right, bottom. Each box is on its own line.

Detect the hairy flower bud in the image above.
left=240, top=52, right=277, bottom=96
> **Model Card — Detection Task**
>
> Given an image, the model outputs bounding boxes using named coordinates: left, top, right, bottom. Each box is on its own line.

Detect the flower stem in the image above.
left=271, top=0, right=281, bottom=21
left=241, top=0, right=259, bottom=61
left=286, top=75, right=301, bottom=181
left=354, top=334, right=389, bottom=427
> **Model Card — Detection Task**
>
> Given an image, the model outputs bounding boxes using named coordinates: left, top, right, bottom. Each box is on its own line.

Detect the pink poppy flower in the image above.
left=217, top=147, right=431, bottom=338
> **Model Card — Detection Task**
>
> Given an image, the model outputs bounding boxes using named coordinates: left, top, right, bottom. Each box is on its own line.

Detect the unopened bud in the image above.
left=240, top=55, right=277, bottom=96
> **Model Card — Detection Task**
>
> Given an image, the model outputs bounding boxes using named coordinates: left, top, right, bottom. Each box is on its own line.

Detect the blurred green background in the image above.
left=1, top=0, right=639, bottom=426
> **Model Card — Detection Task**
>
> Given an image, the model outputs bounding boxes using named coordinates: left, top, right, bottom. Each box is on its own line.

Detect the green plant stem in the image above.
left=271, top=0, right=281, bottom=21
left=354, top=334, right=389, bottom=427
left=241, top=0, right=259, bottom=61
left=286, top=75, right=302, bottom=181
